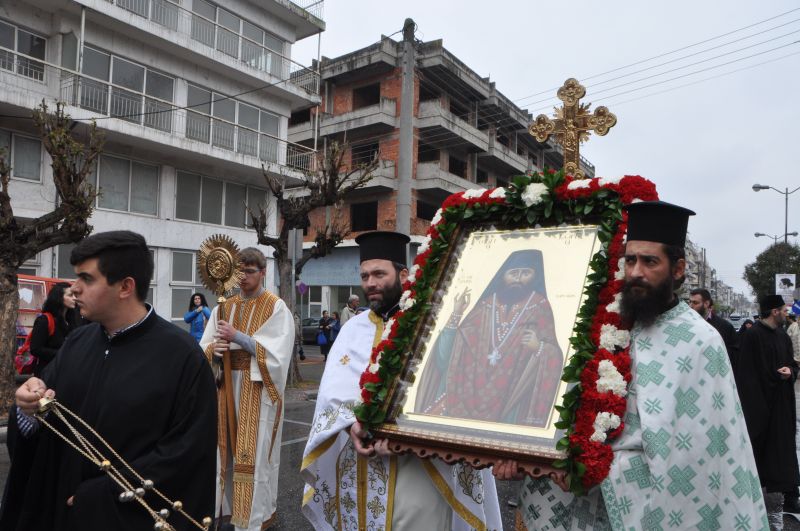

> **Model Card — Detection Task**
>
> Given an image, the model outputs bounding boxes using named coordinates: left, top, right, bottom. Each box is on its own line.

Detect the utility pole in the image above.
left=396, top=18, right=415, bottom=238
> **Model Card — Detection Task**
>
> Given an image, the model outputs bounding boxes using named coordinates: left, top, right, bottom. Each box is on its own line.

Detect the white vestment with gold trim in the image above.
left=301, top=310, right=502, bottom=531
left=201, top=294, right=294, bottom=531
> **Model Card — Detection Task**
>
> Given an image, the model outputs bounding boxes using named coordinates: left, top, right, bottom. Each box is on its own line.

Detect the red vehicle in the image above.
left=16, top=274, right=72, bottom=349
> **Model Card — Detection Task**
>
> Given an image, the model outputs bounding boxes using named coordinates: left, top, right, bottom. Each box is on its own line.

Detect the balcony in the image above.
left=289, top=97, right=397, bottom=143
left=74, top=0, right=319, bottom=104
left=481, top=137, right=528, bottom=174
left=0, top=48, right=315, bottom=174
left=269, top=0, right=325, bottom=39
left=417, top=100, right=489, bottom=152
left=415, top=161, right=472, bottom=199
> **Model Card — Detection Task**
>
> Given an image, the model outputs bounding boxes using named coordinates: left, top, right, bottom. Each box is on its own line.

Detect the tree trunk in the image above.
left=276, top=258, right=302, bottom=386
left=0, top=266, right=20, bottom=418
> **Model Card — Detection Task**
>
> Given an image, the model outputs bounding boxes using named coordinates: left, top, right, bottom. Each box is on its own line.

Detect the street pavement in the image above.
left=1, top=346, right=799, bottom=529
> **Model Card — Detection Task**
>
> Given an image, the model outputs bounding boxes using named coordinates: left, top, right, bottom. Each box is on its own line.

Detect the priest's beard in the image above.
left=620, top=276, right=675, bottom=328
left=368, top=276, right=403, bottom=315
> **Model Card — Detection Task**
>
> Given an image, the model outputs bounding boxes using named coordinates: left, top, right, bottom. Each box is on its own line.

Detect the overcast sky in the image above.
left=293, top=0, right=800, bottom=298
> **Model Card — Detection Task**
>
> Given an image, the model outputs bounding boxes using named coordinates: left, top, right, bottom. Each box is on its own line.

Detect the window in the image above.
left=189, top=0, right=285, bottom=76
left=352, top=83, right=380, bottom=110
left=289, top=108, right=311, bottom=126
left=175, top=170, right=267, bottom=228
left=79, top=47, right=174, bottom=132
left=259, top=111, right=280, bottom=162
left=449, top=156, right=467, bottom=179
left=352, top=142, right=379, bottom=166
left=418, top=144, right=439, bottom=163
left=0, top=129, right=42, bottom=181
left=419, top=84, right=438, bottom=102
left=57, top=243, right=77, bottom=279
left=237, top=103, right=259, bottom=156
left=212, top=96, right=236, bottom=151
left=186, top=85, right=211, bottom=142
left=170, top=250, right=215, bottom=324
left=351, top=202, right=378, bottom=232
left=0, top=21, right=46, bottom=81
left=96, top=154, right=159, bottom=214
left=416, top=200, right=438, bottom=221
left=476, top=168, right=488, bottom=183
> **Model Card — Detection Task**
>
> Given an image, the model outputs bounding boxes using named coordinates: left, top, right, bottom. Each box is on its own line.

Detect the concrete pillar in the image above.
left=395, top=18, right=415, bottom=236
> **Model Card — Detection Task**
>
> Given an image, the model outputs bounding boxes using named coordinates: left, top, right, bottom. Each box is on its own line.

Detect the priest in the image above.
left=498, top=201, right=768, bottom=530
left=200, top=247, right=294, bottom=530
left=301, top=231, right=502, bottom=530
left=738, top=294, right=800, bottom=514
left=3, top=231, right=217, bottom=530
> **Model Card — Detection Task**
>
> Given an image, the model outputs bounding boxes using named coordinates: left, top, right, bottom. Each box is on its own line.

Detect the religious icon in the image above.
left=374, top=225, right=602, bottom=471
left=414, top=249, right=564, bottom=427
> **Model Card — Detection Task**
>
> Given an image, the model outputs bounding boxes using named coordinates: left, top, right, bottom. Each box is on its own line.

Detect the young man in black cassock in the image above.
left=1, top=231, right=217, bottom=530
left=738, top=294, right=800, bottom=514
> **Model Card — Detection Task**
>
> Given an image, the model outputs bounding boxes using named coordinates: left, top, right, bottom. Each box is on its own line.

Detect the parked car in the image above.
left=302, top=317, right=321, bottom=344
left=727, top=314, right=744, bottom=331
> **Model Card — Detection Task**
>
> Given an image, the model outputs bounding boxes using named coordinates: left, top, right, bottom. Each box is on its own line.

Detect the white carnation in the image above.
left=400, top=296, right=416, bottom=311
left=430, top=209, right=443, bottom=226
left=614, top=256, right=626, bottom=280
left=463, top=188, right=487, bottom=199
left=489, top=187, right=506, bottom=199
left=368, top=362, right=380, bottom=374
left=599, top=323, right=630, bottom=351
left=596, top=360, right=628, bottom=397
left=381, top=318, right=396, bottom=341
left=605, top=292, right=622, bottom=314
left=521, top=182, right=549, bottom=206
left=599, top=176, right=624, bottom=186
left=589, top=412, right=621, bottom=442
left=408, top=264, right=420, bottom=281
left=567, top=179, right=591, bottom=190
left=631, top=198, right=643, bottom=204
left=418, top=236, right=431, bottom=254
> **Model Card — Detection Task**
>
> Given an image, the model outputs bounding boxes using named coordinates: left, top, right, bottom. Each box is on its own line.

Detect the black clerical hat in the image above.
left=355, top=231, right=410, bottom=265
left=623, top=201, right=696, bottom=247
left=759, top=294, right=786, bottom=314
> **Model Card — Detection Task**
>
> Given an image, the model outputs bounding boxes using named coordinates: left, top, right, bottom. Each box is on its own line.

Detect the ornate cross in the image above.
left=528, top=78, right=617, bottom=179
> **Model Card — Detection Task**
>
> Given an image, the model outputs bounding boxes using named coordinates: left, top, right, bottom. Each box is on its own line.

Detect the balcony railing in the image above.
left=285, top=0, right=324, bottom=19
left=0, top=48, right=316, bottom=173
left=104, top=0, right=319, bottom=96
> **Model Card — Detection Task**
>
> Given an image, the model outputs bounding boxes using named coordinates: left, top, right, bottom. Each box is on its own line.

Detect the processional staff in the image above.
left=528, top=78, right=617, bottom=179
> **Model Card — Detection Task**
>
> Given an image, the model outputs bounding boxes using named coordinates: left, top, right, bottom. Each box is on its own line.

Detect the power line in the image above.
left=512, top=6, right=800, bottom=104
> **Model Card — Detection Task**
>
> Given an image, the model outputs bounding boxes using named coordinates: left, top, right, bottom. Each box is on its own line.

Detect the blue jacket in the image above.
left=183, top=307, right=211, bottom=341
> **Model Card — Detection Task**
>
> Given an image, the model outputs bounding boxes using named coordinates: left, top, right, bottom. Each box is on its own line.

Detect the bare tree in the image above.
left=0, top=101, right=102, bottom=408
left=250, top=141, right=379, bottom=383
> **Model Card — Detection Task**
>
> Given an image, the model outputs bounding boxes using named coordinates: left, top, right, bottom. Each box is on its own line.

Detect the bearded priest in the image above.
left=496, top=201, right=768, bottom=530
left=301, top=231, right=502, bottom=530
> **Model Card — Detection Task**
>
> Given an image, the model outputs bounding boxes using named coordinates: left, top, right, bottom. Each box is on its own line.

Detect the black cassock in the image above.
left=738, top=320, right=800, bottom=492
left=0, top=311, right=217, bottom=530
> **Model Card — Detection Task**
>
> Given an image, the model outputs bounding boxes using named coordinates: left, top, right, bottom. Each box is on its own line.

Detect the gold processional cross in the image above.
left=528, top=78, right=617, bottom=179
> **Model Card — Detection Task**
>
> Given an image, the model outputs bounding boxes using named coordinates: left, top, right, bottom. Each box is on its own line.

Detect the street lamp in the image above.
left=752, top=183, right=800, bottom=243
left=754, top=231, right=798, bottom=244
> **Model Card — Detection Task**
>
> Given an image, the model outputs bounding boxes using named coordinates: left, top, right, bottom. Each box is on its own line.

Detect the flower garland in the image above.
left=353, top=169, right=658, bottom=493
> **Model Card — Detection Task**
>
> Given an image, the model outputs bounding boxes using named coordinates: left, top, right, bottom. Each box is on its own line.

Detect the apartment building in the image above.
left=1, top=0, right=323, bottom=327
left=288, top=24, right=593, bottom=317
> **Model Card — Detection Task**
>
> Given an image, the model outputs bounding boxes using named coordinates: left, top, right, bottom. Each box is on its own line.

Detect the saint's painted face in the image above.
left=502, top=267, right=535, bottom=289
left=360, top=259, right=408, bottom=314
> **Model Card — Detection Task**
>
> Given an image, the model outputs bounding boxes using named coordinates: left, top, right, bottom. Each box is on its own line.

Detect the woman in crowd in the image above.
left=184, top=292, right=211, bottom=342
left=30, top=282, right=81, bottom=377
left=331, top=311, right=342, bottom=342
